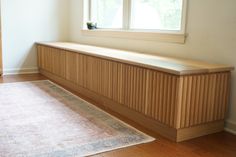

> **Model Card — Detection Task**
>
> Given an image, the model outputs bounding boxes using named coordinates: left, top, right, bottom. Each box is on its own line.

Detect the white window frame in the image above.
left=82, top=0, right=188, bottom=43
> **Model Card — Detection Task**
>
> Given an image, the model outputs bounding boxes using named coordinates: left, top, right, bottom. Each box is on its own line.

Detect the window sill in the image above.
left=81, top=29, right=186, bottom=44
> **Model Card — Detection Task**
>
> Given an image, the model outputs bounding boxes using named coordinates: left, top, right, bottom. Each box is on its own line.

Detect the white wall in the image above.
left=69, top=0, right=236, bottom=131
left=1, top=0, right=69, bottom=74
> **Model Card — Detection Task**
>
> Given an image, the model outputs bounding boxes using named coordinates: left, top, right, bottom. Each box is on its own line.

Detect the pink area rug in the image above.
left=0, top=80, right=154, bottom=157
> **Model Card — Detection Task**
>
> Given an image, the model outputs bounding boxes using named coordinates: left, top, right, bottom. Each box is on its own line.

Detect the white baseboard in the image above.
left=225, top=120, right=236, bottom=135
left=3, top=67, right=39, bottom=75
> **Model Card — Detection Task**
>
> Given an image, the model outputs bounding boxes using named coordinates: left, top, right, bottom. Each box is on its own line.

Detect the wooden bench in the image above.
left=37, top=42, right=234, bottom=142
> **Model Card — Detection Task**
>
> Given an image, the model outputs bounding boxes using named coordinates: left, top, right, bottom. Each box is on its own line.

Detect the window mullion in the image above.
left=83, top=0, right=91, bottom=29
left=128, top=0, right=131, bottom=29
left=180, top=0, right=188, bottom=34
left=88, top=0, right=91, bottom=21
left=123, top=0, right=131, bottom=30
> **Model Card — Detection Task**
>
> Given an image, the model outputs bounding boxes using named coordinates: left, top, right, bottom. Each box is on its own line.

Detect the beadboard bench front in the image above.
left=36, top=42, right=234, bottom=142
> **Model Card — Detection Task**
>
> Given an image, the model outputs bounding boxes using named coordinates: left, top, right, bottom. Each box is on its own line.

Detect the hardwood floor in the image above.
left=0, top=74, right=236, bottom=157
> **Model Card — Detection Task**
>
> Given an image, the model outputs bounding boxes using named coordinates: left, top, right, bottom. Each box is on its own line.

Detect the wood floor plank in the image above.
left=101, top=146, right=153, bottom=157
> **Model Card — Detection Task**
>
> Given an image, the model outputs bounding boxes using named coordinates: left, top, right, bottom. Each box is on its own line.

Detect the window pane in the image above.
left=91, top=0, right=123, bottom=28
left=130, top=0, right=183, bottom=31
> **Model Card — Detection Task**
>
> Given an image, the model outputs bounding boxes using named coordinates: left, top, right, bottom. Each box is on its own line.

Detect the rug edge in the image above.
left=46, top=80, right=156, bottom=141
left=82, top=138, right=155, bottom=157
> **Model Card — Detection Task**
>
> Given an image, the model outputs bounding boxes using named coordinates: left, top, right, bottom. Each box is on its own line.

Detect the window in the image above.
left=130, top=0, right=183, bottom=31
left=90, top=0, right=123, bottom=28
left=85, top=0, right=186, bottom=32
left=83, top=0, right=187, bottom=43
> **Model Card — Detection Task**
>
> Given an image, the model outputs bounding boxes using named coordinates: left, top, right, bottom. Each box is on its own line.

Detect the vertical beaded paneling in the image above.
left=179, top=73, right=231, bottom=128
left=51, top=48, right=66, bottom=78
left=65, top=51, right=78, bottom=84
left=37, top=45, right=231, bottom=130
left=146, top=70, right=178, bottom=127
left=123, top=64, right=147, bottom=114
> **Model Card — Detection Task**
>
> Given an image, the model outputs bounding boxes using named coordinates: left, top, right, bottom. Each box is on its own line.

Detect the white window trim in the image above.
left=82, top=0, right=188, bottom=44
